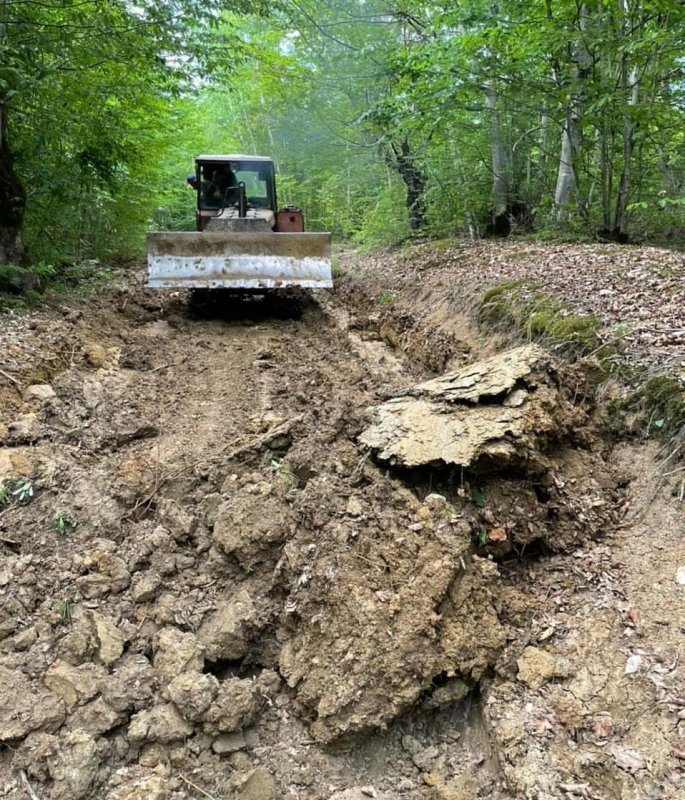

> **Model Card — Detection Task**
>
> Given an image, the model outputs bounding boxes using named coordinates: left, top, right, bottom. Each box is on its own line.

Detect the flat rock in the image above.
left=360, top=345, right=563, bottom=468
left=212, top=730, right=247, bottom=754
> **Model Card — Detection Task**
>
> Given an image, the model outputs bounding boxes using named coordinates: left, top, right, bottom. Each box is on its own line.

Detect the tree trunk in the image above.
left=486, top=83, right=508, bottom=219
left=614, top=0, right=639, bottom=239
left=390, top=139, right=427, bottom=231
left=554, top=4, right=591, bottom=220
left=0, top=104, right=26, bottom=265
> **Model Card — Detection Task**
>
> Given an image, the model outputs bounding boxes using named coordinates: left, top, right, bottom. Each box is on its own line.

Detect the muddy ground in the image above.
left=0, top=243, right=683, bottom=800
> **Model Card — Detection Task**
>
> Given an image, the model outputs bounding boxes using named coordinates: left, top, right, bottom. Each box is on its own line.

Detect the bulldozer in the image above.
left=147, top=155, right=332, bottom=290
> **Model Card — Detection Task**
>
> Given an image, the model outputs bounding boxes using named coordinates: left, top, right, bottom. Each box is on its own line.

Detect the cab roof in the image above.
left=195, top=154, right=274, bottom=163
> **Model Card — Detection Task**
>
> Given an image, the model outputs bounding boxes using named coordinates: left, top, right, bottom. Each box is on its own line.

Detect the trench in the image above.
left=0, top=268, right=674, bottom=800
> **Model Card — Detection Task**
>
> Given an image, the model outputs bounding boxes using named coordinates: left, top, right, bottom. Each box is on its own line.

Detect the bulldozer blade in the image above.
left=147, top=231, right=332, bottom=290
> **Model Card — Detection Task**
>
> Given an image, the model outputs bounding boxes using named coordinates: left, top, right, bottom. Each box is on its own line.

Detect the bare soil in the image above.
left=0, top=242, right=683, bottom=800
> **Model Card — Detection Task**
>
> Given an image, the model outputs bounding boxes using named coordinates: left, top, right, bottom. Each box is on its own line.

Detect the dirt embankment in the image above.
left=0, top=245, right=683, bottom=800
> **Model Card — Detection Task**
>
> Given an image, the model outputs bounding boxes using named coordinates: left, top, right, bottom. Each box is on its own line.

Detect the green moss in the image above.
left=479, top=279, right=602, bottom=356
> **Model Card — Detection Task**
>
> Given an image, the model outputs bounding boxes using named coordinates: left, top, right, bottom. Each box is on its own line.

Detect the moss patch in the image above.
left=479, top=279, right=603, bottom=357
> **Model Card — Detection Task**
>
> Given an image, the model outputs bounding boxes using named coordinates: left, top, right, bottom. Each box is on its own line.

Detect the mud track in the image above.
left=0, top=257, right=683, bottom=800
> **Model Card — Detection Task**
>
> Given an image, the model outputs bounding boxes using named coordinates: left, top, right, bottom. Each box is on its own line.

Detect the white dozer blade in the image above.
left=147, top=231, right=332, bottom=290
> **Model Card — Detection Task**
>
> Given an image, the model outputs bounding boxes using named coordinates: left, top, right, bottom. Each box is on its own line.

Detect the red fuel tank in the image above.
left=276, top=206, right=305, bottom=232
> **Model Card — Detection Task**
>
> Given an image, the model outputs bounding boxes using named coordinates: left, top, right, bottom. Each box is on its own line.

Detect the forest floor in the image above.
left=0, top=239, right=683, bottom=800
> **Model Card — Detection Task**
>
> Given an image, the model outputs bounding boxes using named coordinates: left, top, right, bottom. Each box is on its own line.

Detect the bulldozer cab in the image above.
left=196, top=155, right=276, bottom=212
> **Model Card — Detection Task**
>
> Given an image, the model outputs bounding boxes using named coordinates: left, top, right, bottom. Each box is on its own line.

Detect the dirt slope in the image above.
left=0, top=245, right=683, bottom=800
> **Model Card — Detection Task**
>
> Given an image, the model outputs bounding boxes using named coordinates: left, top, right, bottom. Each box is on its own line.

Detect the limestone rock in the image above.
left=328, top=790, right=390, bottom=800
left=0, top=666, right=66, bottom=741
left=128, top=703, right=193, bottom=744
left=517, top=646, right=575, bottom=690
left=153, top=626, right=204, bottom=682
left=360, top=345, right=564, bottom=468
left=7, top=413, right=42, bottom=443
left=197, top=590, right=257, bottom=661
left=166, top=672, right=219, bottom=721
left=43, top=660, right=108, bottom=710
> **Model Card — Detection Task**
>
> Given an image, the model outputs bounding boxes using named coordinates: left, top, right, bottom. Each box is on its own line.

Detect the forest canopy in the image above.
left=1, top=0, right=684, bottom=271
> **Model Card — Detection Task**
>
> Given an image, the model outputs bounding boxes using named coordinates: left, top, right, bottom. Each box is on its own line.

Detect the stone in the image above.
left=102, top=655, right=157, bottom=713
left=517, top=646, right=575, bottom=690
left=69, top=696, right=123, bottom=736
left=346, top=496, right=364, bottom=517
left=360, top=345, right=560, bottom=468
left=202, top=677, right=262, bottom=734
left=46, top=732, right=100, bottom=800
left=7, top=413, right=42, bottom=443
left=24, top=384, right=56, bottom=403
left=0, top=666, right=66, bottom=741
left=197, top=590, right=256, bottom=661
left=105, top=772, right=171, bottom=800
left=128, top=704, right=193, bottom=744
left=82, top=549, right=131, bottom=593
left=157, top=499, right=194, bottom=542
left=84, top=343, right=107, bottom=368
left=237, top=768, right=276, bottom=800
left=43, top=660, right=108, bottom=710
left=212, top=731, right=246, bottom=754
left=327, top=790, right=390, bottom=800
left=153, top=627, right=204, bottom=682
left=131, top=570, right=162, bottom=603
left=91, top=612, right=126, bottom=665
left=166, top=672, right=219, bottom=721
left=675, top=566, right=685, bottom=586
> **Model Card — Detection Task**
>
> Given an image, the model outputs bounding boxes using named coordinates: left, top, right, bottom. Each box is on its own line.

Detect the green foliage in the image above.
left=0, top=477, right=34, bottom=507
left=618, top=375, right=685, bottom=436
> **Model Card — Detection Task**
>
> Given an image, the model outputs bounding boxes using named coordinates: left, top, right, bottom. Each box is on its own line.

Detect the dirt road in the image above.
left=0, top=248, right=683, bottom=800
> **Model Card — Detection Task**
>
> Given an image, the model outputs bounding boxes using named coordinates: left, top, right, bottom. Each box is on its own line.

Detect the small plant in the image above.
left=55, top=515, right=77, bottom=535
left=11, top=478, right=34, bottom=504
left=477, top=527, right=488, bottom=546
left=58, top=599, right=73, bottom=624
left=442, top=504, right=456, bottom=520
left=270, top=459, right=298, bottom=490
left=470, top=487, right=487, bottom=508
left=377, top=290, right=396, bottom=305
left=0, top=484, right=8, bottom=507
